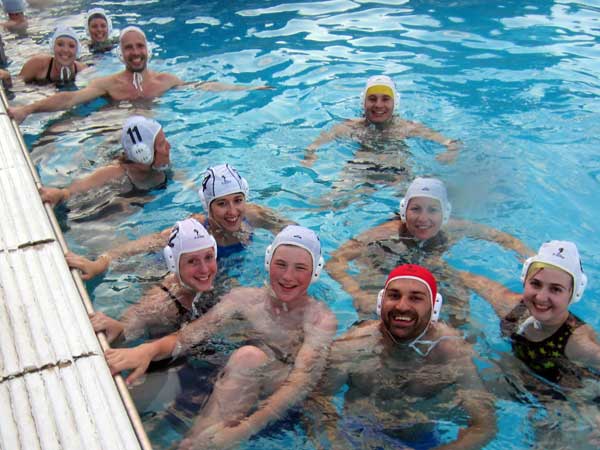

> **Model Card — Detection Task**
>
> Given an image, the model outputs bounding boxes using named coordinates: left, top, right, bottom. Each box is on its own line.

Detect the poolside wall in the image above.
left=0, top=85, right=151, bottom=450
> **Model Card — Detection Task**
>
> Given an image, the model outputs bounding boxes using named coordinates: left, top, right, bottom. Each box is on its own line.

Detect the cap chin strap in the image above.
left=133, top=72, right=144, bottom=92
left=517, top=315, right=542, bottom=335
left=60, top=66, right=72, bottom=82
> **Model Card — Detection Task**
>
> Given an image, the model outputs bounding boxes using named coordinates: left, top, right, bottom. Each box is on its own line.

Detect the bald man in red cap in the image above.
left=308, top=264, right=496, bottom=450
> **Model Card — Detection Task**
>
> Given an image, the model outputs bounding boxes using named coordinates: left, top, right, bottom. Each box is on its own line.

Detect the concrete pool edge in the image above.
left=0, top=85, right=152, bottom=450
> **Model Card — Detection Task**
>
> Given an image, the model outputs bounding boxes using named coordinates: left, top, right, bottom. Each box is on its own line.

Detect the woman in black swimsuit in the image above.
left=18, top=26, right=87, bottom=85
left=39, top=115, right=170, bottom=208
left=459, top=240, right=600, bottom=385
left=89, top=218, right=220, bottom=344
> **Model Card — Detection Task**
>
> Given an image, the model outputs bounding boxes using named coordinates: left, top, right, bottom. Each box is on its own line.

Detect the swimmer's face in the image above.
left=88, top=17, right=108, bottom=42
left=209, top=193, right=246, bottom=233
left=523, top=267, right=572, bottom=326
left=404, top=197, right=443, bottom=241
left=380, top=278, right=432, bottom=342
left=54, top=37, right=77, bottom=66
left=269, top=245, right=313, bottom=304
left=178, top=248, right=217, bottom=292
left=121, top=31, right=148, bottom=72
left=152, top=130, right=171, bottom=169
left=364, top=93, right=394, bottom=124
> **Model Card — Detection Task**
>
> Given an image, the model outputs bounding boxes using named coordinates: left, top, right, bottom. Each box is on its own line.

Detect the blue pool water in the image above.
left=5, top=0, right=600, bottom=448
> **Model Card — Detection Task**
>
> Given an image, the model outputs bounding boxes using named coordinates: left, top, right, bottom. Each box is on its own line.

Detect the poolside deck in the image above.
left=0, top=87, right=151, bottom=450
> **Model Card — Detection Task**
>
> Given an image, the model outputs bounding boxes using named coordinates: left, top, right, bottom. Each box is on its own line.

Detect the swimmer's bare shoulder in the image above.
left=221, top=286, right=265, bottom=308
left=152, top=71, right=185, bottom=90
left=331, top=321, right=381, bottom=359
left=428, top=322, right=471, bottom=363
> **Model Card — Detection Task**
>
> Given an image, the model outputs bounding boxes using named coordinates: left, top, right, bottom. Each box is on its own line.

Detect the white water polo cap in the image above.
left=121, top=115, right=162, bottom=165
left=264, top=225, right=324, bottom=282
left=521, top=240, right=587, bottom=303
left=118, top=26, right=151, bottom=60
left=400, top=177, right=452, bottom=225
left=50, top=26, right=81, bottom=58
left=3, top=0, right=25, bottom=14
left=163, top=218, right=217, bottom=280
left=86, top=8, right=113, bottom=37
left=198, top=164, right=249, bottom=214
left=361, top=75, right=397, bottom=107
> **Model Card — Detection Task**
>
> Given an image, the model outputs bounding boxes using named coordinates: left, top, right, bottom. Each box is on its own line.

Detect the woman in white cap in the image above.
left=459, top=240, right=600, bottom=384
left=303, top=75, right=461, bottom=167
left=16, top=26, right=87, bottom=85
left=90, top=218, right=219, bottom=344
left=104, top=225, right=337, bottom=449
left=39, top=115, right=170, bottom=207
left=327, top=176, right=532, bottom=316
left=67, top=162, right=294, bottom=280
left=85, top=8, right=118, bottom=53
left=1, top=0, right=27, bottom=32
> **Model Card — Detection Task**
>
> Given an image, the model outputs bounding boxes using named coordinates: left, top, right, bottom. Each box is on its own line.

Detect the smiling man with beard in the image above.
left=308, top=264, right=496, bottom=450
left=8, top=26, right=271, bottom=124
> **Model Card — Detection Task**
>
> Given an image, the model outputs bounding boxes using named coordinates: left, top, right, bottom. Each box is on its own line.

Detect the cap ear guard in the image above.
left=126, top=142, right=154, bottom=165
left=399, top=197, right=408, bottom=222
left=313, top=255, right=324, bottom=281
left=376, top=289, right=384, bottom=316
left=163, top=245, right=176, bottom=273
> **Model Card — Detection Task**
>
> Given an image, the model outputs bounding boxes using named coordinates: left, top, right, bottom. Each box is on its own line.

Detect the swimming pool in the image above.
left=6, top=0, right=600, bottom=448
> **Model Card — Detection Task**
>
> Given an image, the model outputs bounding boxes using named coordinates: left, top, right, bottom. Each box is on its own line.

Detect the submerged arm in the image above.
left=8, top=79, right=107, bottom=124
left=182, top=80, right=272, bottom=92
left=244, top=203, right=296, bottom=233
left=106, top=291, right=240, bottom=385
left=205, top=307, right=338, bottom=449
left=326, top=221, right=396, bottom=315
left=403, top=119, right=461, bottom=163
left=66, top=225, right=172, bottom=280
left=40, top=164, right=124, bottom=206
left=437, top=340, right=497, bottom=450
left=449, top=218, right=534, bottom=260
left=303, top=120, right=356, bottom=167
left=457, top=270, right=520, bottom=318
left=566, top=326, right=600, bottom=371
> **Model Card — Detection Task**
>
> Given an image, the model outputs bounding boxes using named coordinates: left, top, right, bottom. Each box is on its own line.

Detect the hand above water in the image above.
left=89, top=312, right=124, bottom=344
left=66, top=252, right=110, bottom=280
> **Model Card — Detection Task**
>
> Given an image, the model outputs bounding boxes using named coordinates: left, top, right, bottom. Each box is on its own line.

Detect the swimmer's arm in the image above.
left=303, top=121, right=356, bottom=167
left=456, top=269, right=520, bottom=318
left=565, top=326, right=600, bottom=371
left=403, top=119, right=462, bottom=163
left=211, top=309, right=338, bottom=448
left=173, top=289, right=243, bottom=356
left=18, top=55, right=47, bottom=83
left=40, top=165, right=125, bottom=206
left=105, top=333, right=179, bottom=385
left=117, top=285, right=180, bottom=341
left=326, top=220, right=397, bottom=315
left=439, top=341, right=497, bottom=450
left=181, top=80, right=273, bottom=91
left=67, top=227, right=171, bottom=280
left=245, top=203, right=296, bottom=233
left=8, top=79, right=108, bottom=124
left=449, top=218, right=534, bottom=260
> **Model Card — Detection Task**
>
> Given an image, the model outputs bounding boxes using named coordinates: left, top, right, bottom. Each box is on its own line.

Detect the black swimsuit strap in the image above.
left=45, top=57, right=54, bottom=82
left=159, top=284, right=188, bottom=318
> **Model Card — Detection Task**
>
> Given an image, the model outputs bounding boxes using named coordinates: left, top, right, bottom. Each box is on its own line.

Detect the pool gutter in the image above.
left=0, top=85, right=152, bottom=450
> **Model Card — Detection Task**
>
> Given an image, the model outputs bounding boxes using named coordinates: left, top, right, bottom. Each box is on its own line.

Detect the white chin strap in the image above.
left=60, top=66, right=72, bottom=82
left=133, top=72, right=144, bottom=92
